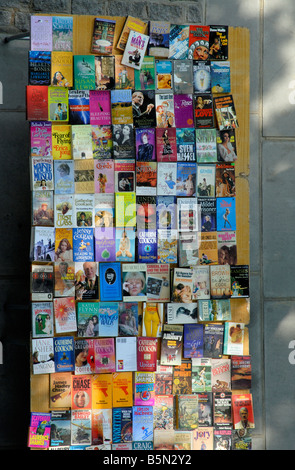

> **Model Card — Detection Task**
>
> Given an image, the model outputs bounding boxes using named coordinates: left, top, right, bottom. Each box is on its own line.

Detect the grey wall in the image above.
left=1, top=0, right=294, bottom=450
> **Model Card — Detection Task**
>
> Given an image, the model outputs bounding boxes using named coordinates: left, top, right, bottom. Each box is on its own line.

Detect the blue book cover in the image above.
left=183, top=324, right=204, bottom=359
left=29, top=51, right=51, bottom=86
left=211, top=61, right=231, bottom=94
left=132, top=406, right=154, bottom=442
left=72, top=228, right=94, bottom=262
left=176, top=128, right=196, bottom=162
left=54, top=160, right=74, bottom=194
left=99, top=262, right=122, bottom=301
left=68, top=90, right=90, bottom=125
left=137, top=229, right=157, bottom=263
left=53, top=336, right=75, bottom=372
left=176, top=162, right=197, bottom=197
left=98, top=301, right=119, bottom=337
left=112, top=407, right=133, bottom=443
left=156, top=195, right=177, bottom=230
left=216, top=197, right=236, bottom=232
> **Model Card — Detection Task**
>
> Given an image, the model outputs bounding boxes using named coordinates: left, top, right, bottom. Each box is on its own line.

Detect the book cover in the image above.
left=48, top=86, right=68, bottom=122
left=117, top=15, right=147, bottom=51
left=94, top=159, right=114, bottom=194
left=157, top=229, right=178, bottom=264
left=177, top=394, right=199, bottom=430
left=95, top=55, right=115, bottom=90
left=137, top=229, right=157, bottom=264
left=203, top=323, right=224, bottom=359
left=213, top=427, right=232, bottom=450
left=176, top=162, right=197, bottom=197
left=54, top=227, right=73, bottom=263
left=191, top=265, right=210, bottom=300
left=198, top=299, right=231, bottom=322
left=71, top=409, right=92, bottom=446
left=73, top=55, right=96, bottom=90
left=76, top=301, right=99, bottom=338
left=156, top=128, right=177, bottom=162
left=98, top=302, right=119, bottom=337
left=174, top=94, right=195, bottom=128
left=172, top=267, right=193, bottom=303
left=30, top=121, right=52, bottom=157
left=230, top=265, right=250, bottom=298
left=68, top=89, right=90, bottom=125
left=74, top=339, right=95, bottom=375
left=223, top=322, right=245, bottom=356
left=53, top=335, right=75, bottom=372
left=192, top=60, right=211, bottom=93
left=194, top=92, right=214, bottom=129
left=142, top=303, right=164, bottom=337
left=172, top=360, right=192, bottom=395
left=51, top=51, right=73, bottom=87
left=32, top=302, right=54, bottom=338
left=53, top=297, right=76, bottom=334
left=26, top=85, right=48, bottom=121
left=167, top=303, right=198, bottom=324
left=157, top=162, right=177, bottom=196
left=134, top=55, right=155, bottom=90
left=193, top=427, right=214, bottom=450
left=169, top=24, right=189, bottom=59
left=114, top=55, right=135, bottom=89
left=30, top=15, right=52, bottom=51
left=217, top=128, right=238, bottom=162
left=115, top=192, right=136, bottom=227
left=92, top=124, right=113, bottom=159
left=50, top=372, right=72, bottom=408
left=134, top=371, right=156, bottom=406
left=216, top=197, right=236, bottom=232
left=155, top=59, right=173, bottom=91
left=153, top=394, right=174, bottom=430
left=95, top=226, right=116, bottom=262
left=177, top=197, right=199, bottom=233
left=136, top=161, right=157, bottom=196
left=112, top=407, right=133, bottom=443
left=113, top=124, right=135, bottom=159
left=156, top=195, right=177, bottom=230
left=112, top=371, right=133, bottom=407
left=213, top=94, right=239, bottom=130
left=210, top=264, right=231, bottom=299
left=216, top=163, right=235, bottom=197
left=115, top=227, right=135, bottom=262
left=31, top=263, right=54, bottom=301
left=196, top=128, right=217, bottom=163
left=183, top=324, right=204, bottom=358
left=132, top=406, right=154, bottom=442
left=155, top=363, right=173, bottom=395
left=72, top=124, right=93, bottom=160
left=32, top=190, right=54, bottom=226
left=148, top=21, right=170, bottom=58
left=74, top=159, right=95, bottom=194
left=122, top=263, right=147, bottom=302
left=178, top=231, right=199, bottom=267
left=232, top=393, right=255, bottom=430
left=211, top=61, right=231, bottom=93
left=32, top=337, right=55, bottom=374
left=191, top=357, right=212, bottom=393
left=146, top=263, right=170, bottom=302
left=137, top=337, right=158, bottom=372
left=99, top=261, right=122, bottom=301
left=174, top=431, right=193, bottom=450
left=50, top=410, right=71, bottom=448
left=200, top=197, right=216, bottom=232
left=160, top=324, right=183, bottom=366
left=89, top=90, right=112, bottom=126
left=211, top=358, right=231, bottom=393
left=197, top=164, right=216, bottom=197
left=155, top=92, right=175, bottom=128
left=132, top=90, right=156, bottom=128
left=209, top=25, right=229, bottom=61
left=94, top=338, right=116, bottom=374
left=51, top=124, right=71, bottom=160
left=74, top=193, right=94, bottom=228
left=176, top=128, right=195, bottom=162
left=198, top=391, right=213, bottom=427
left=28, top=51, right=51, bottom=86
left=54, top=193, right=73, bottom=229
left=116, top=337, right=137, bottom=372
left=198, top=231, right=218, bottom=265
left=231, top=355, right=252, bottom=390
left=30, top=226, right=55, bottom=262
left=136, top=128, right=156, bottom=161
left=28, top=412, right=51, bottom=448
left=118, top=302, right=138, bottom=336
left=72, top=228, right=94, bottom=262
left=91, top=408, right=112, bottom=446
left=173, top=59, right=193, bottom=94
left=94, top=193, right=114, bottom=228
left=91, top=17, right=116, bottom=55
left=92, top=374, right=112, bottom=409
left=121, top=30, right=149, bottom=71
left=52, top=16, right=73, bottom=51
left=188, top=25, right=210, bottom=60
left=111, top=89, right=133, bottom=125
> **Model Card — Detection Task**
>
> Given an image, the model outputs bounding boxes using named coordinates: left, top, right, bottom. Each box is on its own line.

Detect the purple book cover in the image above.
left=94, top=159, right=115, bottom=193
left=174, top=94, right=194, bottom=128
left=94, top=227, right=116, bottom=262
left=30, top=122, right=52, bottom=157
left=135, top=128, right=156, bottom=162
left=30, top=16, right=52, bottom=51
left=89, top=90, right=112, bottom=126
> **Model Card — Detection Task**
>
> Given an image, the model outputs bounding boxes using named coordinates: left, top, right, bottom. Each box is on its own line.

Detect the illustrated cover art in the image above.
left=92, top=125, right=113, bottom=159
left=26, top=85, right=48, bottom=121
left=178, top=231, right=199, bottom=267
left=169, top=24, right=189, bottom=59
left=171, top=267, right=193, bottom=303
left=30, top=226, right=55, bottom=262
left=172, top=360, right=192, bottom=395
left=118, top=302, right=138, bottom=336
left=29, top=51, right=51, bottom=86
left=203, top=323, right=224, bottom=359
left=99, top=261, right=122, bottom=301
left=112, top=407, right=133, bottom=444
left=76, top=301, right=99, bottom=338
left=98, top=301, right=119, bottom=337
left=74, top=159, right=95, bottom=194
left=136, top=161, right=157, bottom=196
left=74, top=193, right=94, bottom=229
left=153, top=394, right=174, bottom=431
left=136, top=128, right=156, bottom=161
left=32, top=190, right=54, bottom=226
left=210, top=264, right=231, bottom=299
left=28, top=412, right=51, bottom=448
left=194, top=92, right=214, bottom=128
left=132, top=406, right=153, bottom=442
left=114, top=55, right=135, bottom=89
left=216, top=128, right=238, bottom=162
left=231, top=355, right=252, bottom=390
left=50, top=372, right=72, bottom=408
left=52, top=15, right=73, bottom=51
left=137, top=229, right=157, bottom=264
left=73, top=55, right=96, bottom=90
left=216, top=197, right=236, bottom=232
left=174, top=94, right=195, bottom=128
left=216, top=163, right=235, bottom=197
left=74, top=339, right=95, bottom=375
left=30, top=121, right=52, bottom=157
left=30, top=15, right=52, bottom=51
left=134, top=55, right=155, bottom=90
left=155, top=59, right=173, bottom=90
left=122, top=263, right=147, bottom=302
left=146, top=263, right=170, bottom=302
left=211, top=358, right=231, bottom=393
left=134, top=372, right=156, bottom=406
left=148, top=21, right=170, bottom=58
left=115, top=191, right=136, bottom=227
left=195, top=128, right=217, bottom=163
left=54, top=227, right=73, bottom=264
left=188, top=25, right=210, bottom=60
left=191, top=357, right=212, bottom=393
left=31, top=337, right=55, bottom=375
left=92, top=374, right=113, bottom=409
left=115, top=227, right=135, bottom=262
left=121, top=30, right=149, bottom=70
left=230, top=265, right=250, bottom=298
left=177, top=394, right=199, bottom=430
left=156, top=195, right=177, bottom=230
left=117, top=15, right=148, bottom=51
left=166, top=303, right=198, bottom=325
left=192, top=60, right=211, bottom=94
left=54, top=193, right=73, bottom=229
left=51, top=51, right=73, bottom=87
left=95, top=55, right=115, bottom=90
left=211, top=61, right=231, bottom=93
left=94, top=159, right=114, bottom=194
left=156, top=128, right=177, bottom=162
left=53, top=297, right=77, bottom=334
left=32, top=302, right=54, bottom=338
left=72, top=227, right=94, bottom=262
left=213, top=94, right=239, bottom=130
left=53, top=336, right=75, bottom=372
left=198, top=299, right=231, bottom=322
left=142, top=303, right=164, bottom=338
left=91, top=408, right=112, bottom=446
left=91, top=17, right=116, bottom=55
left=136, top=195, right=156, bottom=230
left=94, top=193, right=114, bottom=228
left=160, top=324, right=183, bottom=366
left=197, top=164, right=216, bottom=198
left=54, top=160, right=74, bottom=195
left=112, top=371, right=133, bottom=407
left=176, top=162, right=197, bottom=197
left=176, top=128, right=195, bottom=162
left=155, top=92, right=175, bottom=128
left=94, top=338, right=116, bottom=374
left=71, top=409, right=92, bottom=446
left=198, top=392, right=213, bottom=427
left=191, top=265, right=210, bottom=300
left=209, top=25, right=229, bottom=61
left=68, top=90, right=90, bottom=125
left=232, top=393, right=255, bottom=430
left=213, top=392, right=232, bottom=429
left=197, top=231, right=218, bottom=266
left=71, top=124, right=93, bottom=160
left=94, top=226, right=116, bottom=262
left=193, top=427, right=214, bottom=450
left=137, top=337, right=158, bottom=372
left=51, top=124, right=71, bottom=160
left=111, top=89, right=133, bottom=125
left=132, top=90, right=156, bottom=128
left=157, top=162, right=177, bottom=196
left=50, top=410, right=71, bottom=447
left=31, top=263, right=54, bottom=301
left=157, top=229, right=178, bottom=264
left=183, top=324, right=204, bottom=359
left=48, top=86, right=68, bottom=122
left=173, top=59, right=193, bottom=94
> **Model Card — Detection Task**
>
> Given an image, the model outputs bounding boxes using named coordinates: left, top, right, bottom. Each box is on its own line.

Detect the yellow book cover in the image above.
left=116, top=16, right=148, bottom=51
left=48, top=86, right=69, bottom=122
left=52, top=124, right=71, bottom=160
left=112, top=371, right=133, bottom=407
left=92, top=373, right=113, bottom=409
left=74, top=159, right=95, bottom=194
left=114, top=55, right=134, bottom=89
left=49, top=372, right=72, bottom=409
left=115, top=192, right=136, bottom=227
left=51, top=51, right=73, bottom=88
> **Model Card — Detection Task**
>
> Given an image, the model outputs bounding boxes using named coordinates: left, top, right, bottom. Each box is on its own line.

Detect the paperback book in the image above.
left=32, top=190, right=54, bottom=226
left=188, top=24, right=210, bottom=60
left=148, top=21, right=170, bottom=58
left=52, top=16, right=73, bottom=52
left=134, top=56, right=155, bottom=90
left=113, top=124, right=135, bottom=159
left=192, top=60, right=211, bottom=93
left=31, top=302, right=54, bottom=338
left=174, top=93, right=195, bottom=128
left=156, top=128, right=177, bottom=162
left=32, top=337, right=55, bottom=375
left=173, top=59, right=193, bottom=94
left=91, top=17, right=116, bottom=55
left=176, top=128, right=196, bottom=162
left=155, top=59, right=173, bottom=91
left=92, top=125, right=113, bottom=159
left=28, top=51, right=51, bottom=86
left=51, top=124, right=71, bottom=160
left=160, top=324, right=183, bottom=366
left=68, top=90, right=90, bottom=125
left=53, top=336, right=75, bottom=372
left=73, top=55, right=96, bottom=90
left=54, top=160, right=74, bottom=194
left=30, top=16, right=52, bottom=51
left=169, top=24, right=189, bottom=59
left=121, top=30, right=149, bottom=71
left=95, top=55, right=115, bottom=90
left=94, top=338, right=116, bottom=374
left=48, top=86, right=69, bottom=122
left=30, top=121, right=52, bottom=157
left=203, top=323, right=224, bottom=359
left=51, top=51, right=73, bottom=87
left=74, top=339, right=95, bottom=375
left=53, top=297, right=77, bottom=334
left=94, top=226, right=116, bottom=262
left=76, top=301, right=100, bottom=338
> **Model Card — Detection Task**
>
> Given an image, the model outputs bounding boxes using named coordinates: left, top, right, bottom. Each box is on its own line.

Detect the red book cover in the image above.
left=26, top=85, right=48, bottom=121
left=232, top=393, right=255, bottom=430
left=137, top=337, right=158, bottom=371
left=188, top=25, right=210, bottom=60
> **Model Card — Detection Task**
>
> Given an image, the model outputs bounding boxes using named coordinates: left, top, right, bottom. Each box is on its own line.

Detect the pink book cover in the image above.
left=30, top=122, right=52, bottom=157
left=94, top=337, right=116, bottom=373
left=89, top=90, right=112, bottom=126
left=137, top=337, right=158, bottom=372
left=94, top=159, right=115, bottom=193
left=156, top=127, right=177, bottom=162
left=53, top=296, right=77, bottom=334
left=30, top=16, right=52, bottom=51
left=28, top=412, right=51, bottom=448
left=174, top=94, right=195, bottom=128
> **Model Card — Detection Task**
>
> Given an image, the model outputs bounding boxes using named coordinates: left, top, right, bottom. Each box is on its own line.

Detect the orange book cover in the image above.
left=116, top=16, right=147, bottom=51
left=71, top=374, right=92, bottom=410
left=49, top=372, right=72, bottom=408
left=112, top=371, right=133, bottom=407
left=92, top=373, right=113, bottom=409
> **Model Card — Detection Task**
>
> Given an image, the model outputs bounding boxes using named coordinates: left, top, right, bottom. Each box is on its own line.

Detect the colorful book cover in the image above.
left=156, top=128, right=177, bottom=162
left=188, top=25, right=210, bottom=60
left=30, top=227, right=55, bottom=263
left=136, top=161, right=157, bottom=196
left=114, top=159, right=135, bottom=192
left=146, top=263, right=170, bottom=302
left=118, top=302, right=138, bottom=336
left=53, top=335, right=75, bottom=372
left=74, top=193, right=94, bottom=228
left=28, top=412, right=51, bottom=448
left=74, top=339, right=95, bottom=375
left=223, top=322, right=245, bottom=356
left=54, top=193, right=73, bottom=229
left=177, top=394, right=199, bottom=431
left=191, top=357, right=212, bottom=393
left=191, top=265, right=210, bottom=300
left=169, top=24, right=189, bottom=59
left=171, top=267, right=193, bottom=303
left=68, top=90, right=90, bottom=125
left=94, top=226, right=116, bottom=262
left=91, top=408, right=112, bottom=446
left=113, top=123, right=135, bottom=159
left=177, top=197, right=199, bottom=232
left=51, top=51, right=73, bottom=87
left=32, top=190, right=54, bottom=226
left=134, top=56, right=155, bottom=90
left=116, top=336, right=137, bottom=372
left=216, top=128, right=238, bottom=162
left=137, top=229, right=157, bottom=264
left=112, top=372, right=133, bottom=407
left=155, top=92, right=175, bottom=128
left=216, top=163, right=235, bottom=197
left=156, top=195, right=177, bottom=230
left=95, top=55, right=115, bottom=90
left=216, top=197, right=236, bottom=232
left=26, top=85, right=48, bottom=121
left=94, top=159, right=114, bottom=194
left=217, top=230, right=237, bottom=266
left=71, top=124, right=93, bottom=160
left=92, top=125, right=113, bottom=159
left=114, top=55, right=135, bottom=89
left=94, top=193, right=114, bottom=228
left=157, top=229, right=178, bottom=264
left=48, top=86, right=68, bottom=122
left=31, top=302, right=54, bottom=338
left=197, top=164, right=216, bottom=197
left=178, top=231, right=199, bottom=267
left=94, top=338, right=116, bottom=374
left=142, top=303, right=164, bottom=338
left=74, top=159, right=95, bottom=194
left=136, top=128, right=156, bottom=161
left=71, top=409, right=92, bottom=446
left=194, top=92, right=214, bottom=128
left=122, top=263, right=147, bottom=302
left=198, top=299, right=231, bottom=322
left=153, top=394, right=174, bottom=430
left=210, top=264, right=231, bottom=299
left=31, top=156, right=54, bottom=191
left=183, top=324, right=204, bottom=359
left=51, top=124, right=71, bottom=160
left=111, top=89, right=133, bottom=125
left=192, top=60, right=211, bottom=94
left=134, top=371, right=155, bottom=406
left=30, top=15, right=52, bottom=51
left=89, top=90, right=112, bottom=126
left=115, top=227, right=135, bottom=262
left=132, top=406, right=154, bottom=442
left=174, top=94, right=195, bottom=128
left=193, top=427, right=214, bottom=450
left=196, top=128, right=217, bottom=163
left=157, top=162, right=177, bottom=196
left=176, top=128, right=196, bottom=162
left=176, top=162, right=197, bottom=197
left=54, top=227, right=73, bottom=263
left=173, top=59, right=193, bottom=94
left=32, top=337, right=55, bottom=374
left=203, top=323, right=224, bottom=358
left=213, top=94, right=239, bottom=130
left=98, top=302, right=119, bottom=337
left=30, top=121, right=52, bottom=157
left=172, top=360, right=192, bottom=394
left=155, top=59, right=173, bottom=90
left=115, top=192, right=136, bottom=227
left=230, top=265, right=250, bottom=298
left=72, top=227, right=94, bottom=262
left=52, top=16, right=73, bottom=51
left=99, top=262, right=122, bottom=301
left=76, top=301, right=99, bottom=338
left=209, top=25, right=229, bottom=61
left=28, top=51, right=51, bottom=86
left=198, top=392, right=213, bottom=427
left=200, top=198, right=216, bottom=232
left=112, top=407, right=133, bottom=443
left=117, top=15, right=147, bottom=51
left=166, top=303, right=198, bottom=324
left=121, top=30, right=149, bottom=70
left=211, top=358, right=231, bottom=393
left=50, top=372, right=72, bottom=408
left=137, top=337, right=158, bottom=372
left=211, top=61, right=231, bottom=93
left=232, top=393, right=255, bottom=430
left=91, top=17, right=116, bottom=55
left=53, top=297, right=77, bottom=334
left=50, top=410, right=71, bottom=447
left=92, top=374, right=113, bottom=409
left=160, top=324, right=183, bottom=366
left=132, top=90, right=156, bottom=128
left=148, top=21, right=170, bottom=58
left=198, top=231, right=218, bottom=265
left=231, top=355, right=252, bottom=390
left=74, top=55, right=96, bottom=90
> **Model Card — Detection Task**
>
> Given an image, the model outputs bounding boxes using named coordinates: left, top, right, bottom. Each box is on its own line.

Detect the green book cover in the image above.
left=74, top=55, right=96, bottom=90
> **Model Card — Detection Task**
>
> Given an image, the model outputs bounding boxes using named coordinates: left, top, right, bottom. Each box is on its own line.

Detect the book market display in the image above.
left=27, top=15, right=252, bottom=450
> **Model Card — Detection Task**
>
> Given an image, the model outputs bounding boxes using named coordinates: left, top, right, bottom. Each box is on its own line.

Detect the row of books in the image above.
left=30, top=15, right=229, bottom=62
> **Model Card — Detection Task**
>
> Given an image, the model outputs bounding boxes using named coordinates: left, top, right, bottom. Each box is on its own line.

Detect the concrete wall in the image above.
left=0, top=0, right=294, bottom=450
